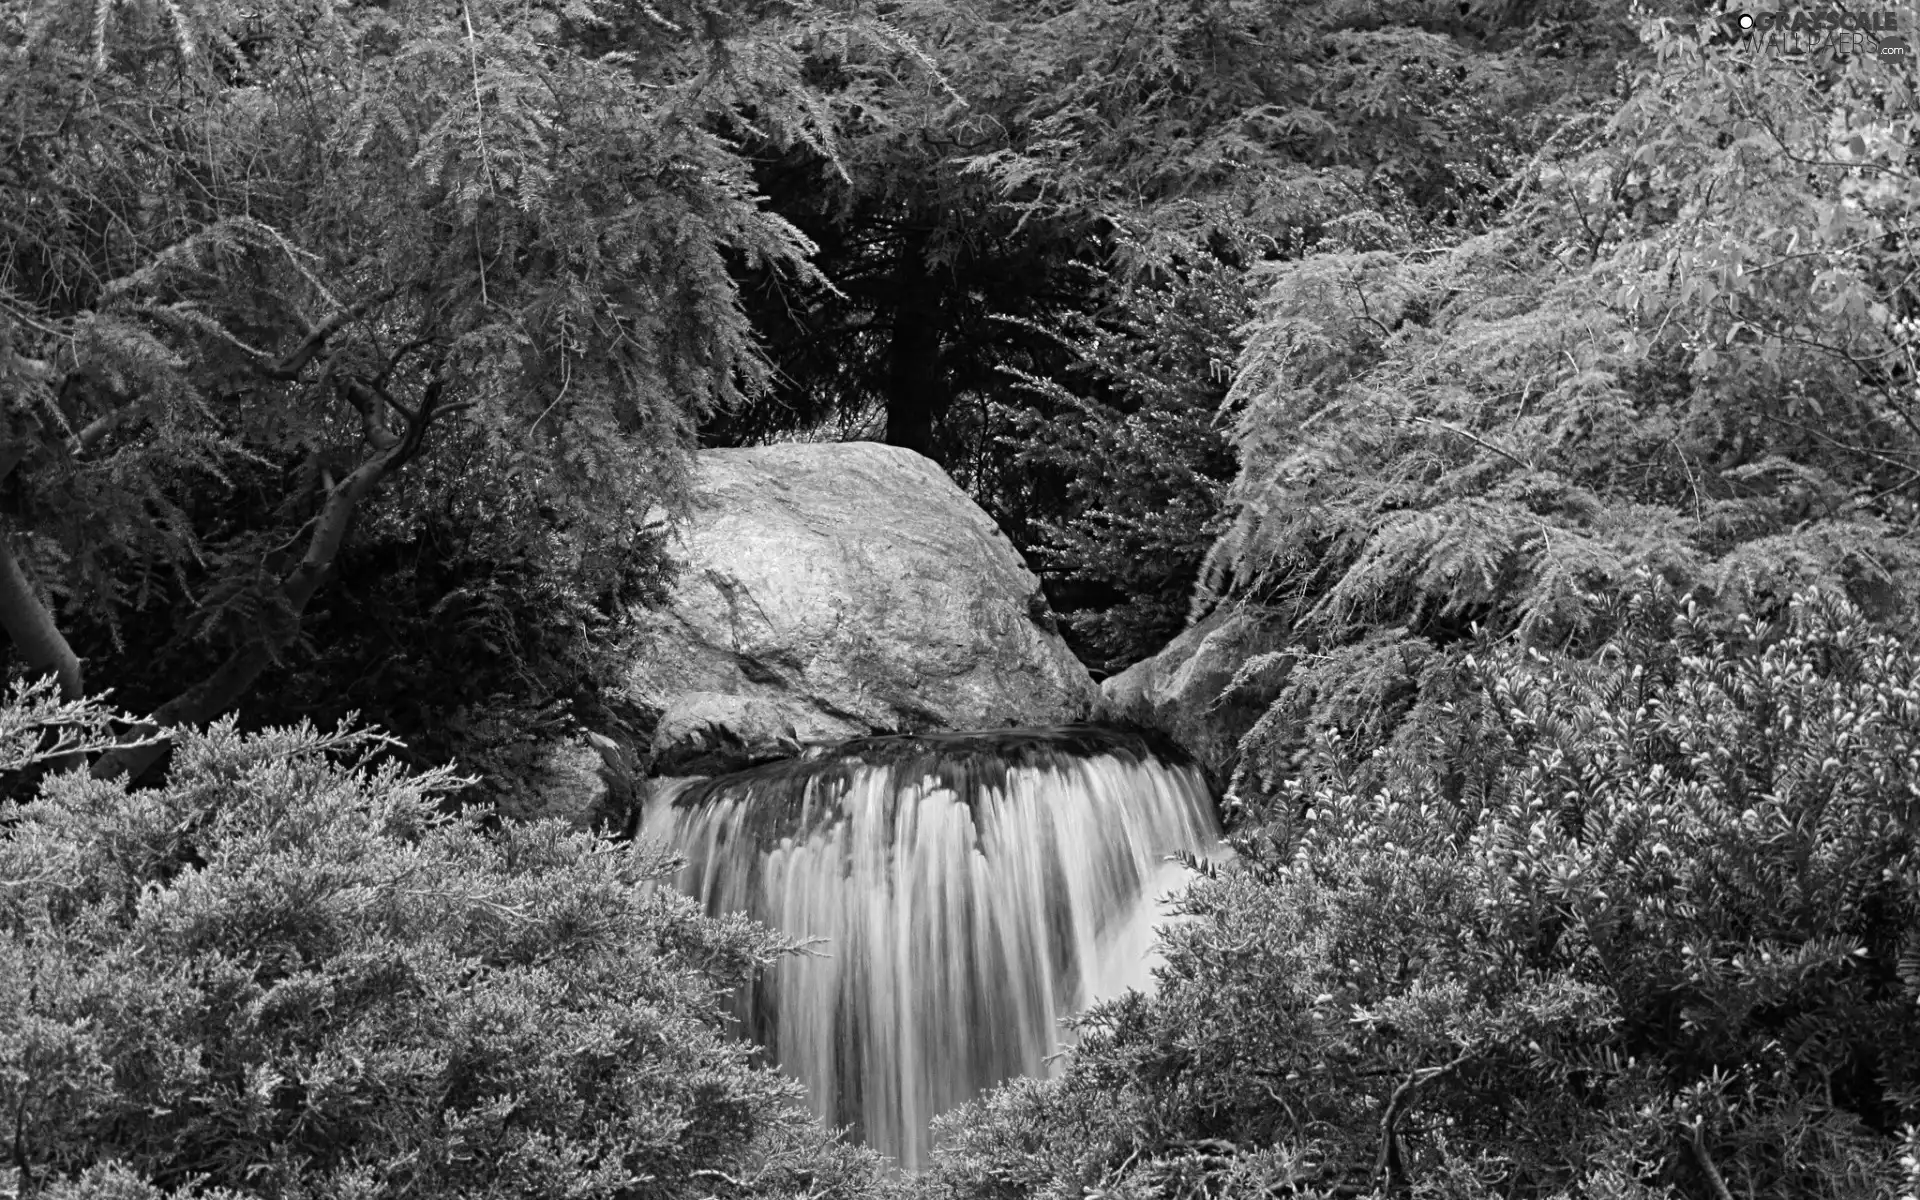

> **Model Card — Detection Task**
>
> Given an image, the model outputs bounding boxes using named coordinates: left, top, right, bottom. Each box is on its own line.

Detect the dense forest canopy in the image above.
left=7, top=0, right=1920, bottom=1196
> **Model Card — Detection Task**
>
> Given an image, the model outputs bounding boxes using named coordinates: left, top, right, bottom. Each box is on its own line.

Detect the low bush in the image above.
left=919, top=587, right=1920, bottom=1199
left=0, top=685, right=883, bottom=1200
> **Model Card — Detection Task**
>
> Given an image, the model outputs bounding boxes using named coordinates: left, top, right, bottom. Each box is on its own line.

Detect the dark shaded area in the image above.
left=667, top=722, right=1203, bottom=842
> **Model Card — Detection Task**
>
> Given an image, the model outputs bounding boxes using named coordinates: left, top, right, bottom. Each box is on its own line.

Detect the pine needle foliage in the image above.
left=0, top=696, right=889, bottom=1200
left=917, top=586, right=1920, bottom=1200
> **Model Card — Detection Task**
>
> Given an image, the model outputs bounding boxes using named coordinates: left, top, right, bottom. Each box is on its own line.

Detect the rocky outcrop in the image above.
left=625, top=442, right=1099, bottom=773
left=1098, top=606, right=1290, bottom=788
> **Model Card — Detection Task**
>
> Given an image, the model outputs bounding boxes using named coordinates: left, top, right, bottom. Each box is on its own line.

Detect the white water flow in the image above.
left=640, top=729, right=1221, bottom=1170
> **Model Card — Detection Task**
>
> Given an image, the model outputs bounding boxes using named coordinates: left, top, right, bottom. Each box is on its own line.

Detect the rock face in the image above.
left=627, top=442, right=1099, bottom=772
left=1098, top=606, right=1290, bottom=788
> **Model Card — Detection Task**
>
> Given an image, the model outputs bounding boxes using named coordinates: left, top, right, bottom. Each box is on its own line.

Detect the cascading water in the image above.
left=640, top=726, right=1222, bottom=1170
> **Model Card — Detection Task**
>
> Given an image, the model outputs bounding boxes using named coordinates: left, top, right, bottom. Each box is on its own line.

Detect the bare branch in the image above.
left=374, top=337, right=435, bottom=389
left=1686, top=1121, right=1737, bottom=1200
left=1373, top=1048, right=1472, bottom=1193
left=74, top=409, right=121, bottom=455
left=1410, top=416, right=1535, bottom=472
left=339, top=377, right=401, bottom=451
left=258, top=286, right=402, bottom=381
left=4, top=353, right=60, bottom=385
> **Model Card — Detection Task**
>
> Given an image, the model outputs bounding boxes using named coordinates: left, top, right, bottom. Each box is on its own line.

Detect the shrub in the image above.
left=919, top=587, right=1920, bottom=1199
left=1197, top=11, right=1920, bottom=778
left=0, top=684, right=884, bottom=1200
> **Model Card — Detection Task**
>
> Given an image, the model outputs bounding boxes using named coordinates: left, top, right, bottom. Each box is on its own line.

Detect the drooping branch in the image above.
left=91, top=372, right=445, bottom=782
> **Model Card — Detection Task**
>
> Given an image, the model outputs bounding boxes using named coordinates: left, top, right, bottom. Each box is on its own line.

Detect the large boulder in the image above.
left=1098, top=606, right=1291, bottom=788
left=626, top=442, right=1098, bottom=772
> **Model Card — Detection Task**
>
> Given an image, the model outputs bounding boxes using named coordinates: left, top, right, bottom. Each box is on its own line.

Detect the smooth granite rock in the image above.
left=626, top=442, right=1099, bottom=772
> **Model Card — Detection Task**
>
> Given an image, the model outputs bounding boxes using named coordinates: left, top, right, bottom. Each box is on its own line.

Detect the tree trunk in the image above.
left=883, top=235, right=948, bottom=460
left=0, top=526, right=83, bottom=700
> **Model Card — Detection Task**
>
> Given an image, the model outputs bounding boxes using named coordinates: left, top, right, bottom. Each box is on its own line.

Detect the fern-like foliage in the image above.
left=1200, top=9, right=1920, bottom=787
left=0, top=0, right=906, bottom=767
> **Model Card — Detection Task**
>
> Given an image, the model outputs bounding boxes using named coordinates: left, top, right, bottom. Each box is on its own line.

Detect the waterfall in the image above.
left=640, top=726, right=1222, bottom=1170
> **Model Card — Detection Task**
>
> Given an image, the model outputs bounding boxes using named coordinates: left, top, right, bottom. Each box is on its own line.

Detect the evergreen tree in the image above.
left=0, top=0, right=885, bottom=782
left=998, top=265, right=1246, bottom=674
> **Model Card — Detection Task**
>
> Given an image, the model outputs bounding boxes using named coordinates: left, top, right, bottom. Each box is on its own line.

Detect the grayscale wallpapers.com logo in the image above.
left=1722, top=6, right=1911, bottom=59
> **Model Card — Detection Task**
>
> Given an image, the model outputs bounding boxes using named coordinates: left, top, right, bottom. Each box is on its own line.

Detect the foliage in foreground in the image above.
left=919, top=588, right=1920, bottom=1200
left=0, top=686, right=884, bottom=1200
